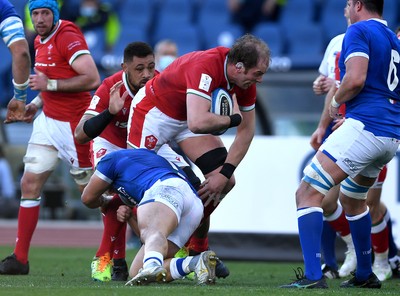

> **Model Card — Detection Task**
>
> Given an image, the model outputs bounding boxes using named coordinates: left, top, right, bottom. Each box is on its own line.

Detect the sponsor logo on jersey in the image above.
left=199, top=73, right=212, bottom=91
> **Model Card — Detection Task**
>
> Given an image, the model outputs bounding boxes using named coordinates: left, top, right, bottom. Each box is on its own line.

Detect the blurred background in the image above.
left=1, top=0, right=399, bottom=224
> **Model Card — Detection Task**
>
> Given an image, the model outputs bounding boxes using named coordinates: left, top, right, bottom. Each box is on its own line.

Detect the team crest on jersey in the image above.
left=96, top=148, right=107, bottom=159
left=47, top=44, right=53, bottom=59
left=145, top=135, right=158, bottom=149
left=199, top=73, right=212, bottom=91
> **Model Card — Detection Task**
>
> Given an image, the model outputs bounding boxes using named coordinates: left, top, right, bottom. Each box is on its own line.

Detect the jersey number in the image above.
left=388, top=49, right=400, bottom=91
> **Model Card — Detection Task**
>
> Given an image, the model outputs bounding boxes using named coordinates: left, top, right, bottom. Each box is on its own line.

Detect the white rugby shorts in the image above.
left=139, top=178, right=203, bottom=248
left=28, top=111, right=91, bottom=168
left=127, top=87, right=203, bottom=152
left=320, top=118, right=399, bottom=179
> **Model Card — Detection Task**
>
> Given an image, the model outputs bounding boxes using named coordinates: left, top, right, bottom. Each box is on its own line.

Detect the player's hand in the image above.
left=312, top=75, right=326, bottom=95
left=29, top=68, right=49, bottom=91
left=117, top=205, right=132, bottom=223
left=109, top=81, right=129, bottom=115
left=331, top=118, right=345, bottom=131
left=22, top=103, right=39, bottom=123
left=231, top=93, right=242, bottom=119
left=309, top=127, right=326, bottom=150
left=198, top=174, right=228, bottom=207
left=4, top=98, right=26, bottom=123
left=329, top=104, right=343, bottom=120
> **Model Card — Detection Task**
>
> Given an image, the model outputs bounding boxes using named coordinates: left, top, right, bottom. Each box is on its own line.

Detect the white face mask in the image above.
left=158, top=55, right=176, bottom=71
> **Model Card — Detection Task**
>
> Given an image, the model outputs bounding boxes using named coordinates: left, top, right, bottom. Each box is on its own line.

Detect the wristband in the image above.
left=331, top=96, right=341, bottom=108
left=83, top=109, right=115, bottom=139
left=13, top=79, right=29, bottom=102
left=228, top=114, right=242, bottom=128
left=31, top=95, right=43, bottom=108
left=47, top=79, right=58, bottom=91
left=219, top=163, right=236, bottom=179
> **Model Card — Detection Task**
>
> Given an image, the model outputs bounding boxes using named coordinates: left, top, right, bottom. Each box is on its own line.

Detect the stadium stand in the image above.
left=283, top=23, right=324, bottom=70
left=252, top=23, right=284, bottom=57
left=118, top=0, right=154, bottom=30
left=383, top=0, right=399, bottom=30
left=279, top=0, right=315, bottom=26
left=320, top=0, right=348, bottom=45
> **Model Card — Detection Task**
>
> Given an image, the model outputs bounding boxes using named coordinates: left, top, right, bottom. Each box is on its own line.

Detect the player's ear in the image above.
left=121, top=62, right=127, bottom=72
left=235, top=62, right=243, bottom=70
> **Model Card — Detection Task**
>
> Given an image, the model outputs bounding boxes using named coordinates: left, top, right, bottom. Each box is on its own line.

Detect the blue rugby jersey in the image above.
left=95, top=148, right=195, bottom=206
left=339, top=19, right=400, bottom=139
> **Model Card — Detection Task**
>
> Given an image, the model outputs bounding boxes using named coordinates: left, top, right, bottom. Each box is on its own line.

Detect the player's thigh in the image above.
left=137, top=202, right=178, bottom=240
left=179, top=135, right=224, bottom=163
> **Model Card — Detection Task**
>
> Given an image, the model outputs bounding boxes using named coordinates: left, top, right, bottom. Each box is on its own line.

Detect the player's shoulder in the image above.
left=57, top=20, right=84, bottom=36
left=104, top=70, right=123, bottom=86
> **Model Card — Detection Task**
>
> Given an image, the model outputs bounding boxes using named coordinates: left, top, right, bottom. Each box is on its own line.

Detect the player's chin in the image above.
left=241, top=82, right=253, bottom=89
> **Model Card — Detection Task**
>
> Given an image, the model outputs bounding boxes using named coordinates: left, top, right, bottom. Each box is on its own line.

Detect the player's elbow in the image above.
left=81, top=191, right=96, bottom=209
left=74, top=125, right=89, bottom=144
left=89, top=76, right=101, bottom=90
left=187, top=118, right=205, bottom=134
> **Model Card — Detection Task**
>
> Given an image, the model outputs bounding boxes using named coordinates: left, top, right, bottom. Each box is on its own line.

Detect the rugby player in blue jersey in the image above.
left=81, top=148, right=217, bottom=285
left=282, top=0, right=400, bottom=289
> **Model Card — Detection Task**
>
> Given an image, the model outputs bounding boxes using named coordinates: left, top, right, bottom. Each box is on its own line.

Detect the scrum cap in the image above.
left=28, top=0, right=59, bottom=25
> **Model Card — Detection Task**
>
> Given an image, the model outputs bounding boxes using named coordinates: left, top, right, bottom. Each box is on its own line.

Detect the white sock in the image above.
left=143, top=251, right=163, bottom=269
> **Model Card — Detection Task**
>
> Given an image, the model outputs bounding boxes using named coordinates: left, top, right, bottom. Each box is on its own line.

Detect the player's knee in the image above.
left=195, top=147, right=227, bottom=175
left=340, top=177, right=369, bottom=200
left=302, top=157, right=335, bottom=195
left=70, top=168, right=93, bottom=186
left=23, top=144, right=58, bottom=174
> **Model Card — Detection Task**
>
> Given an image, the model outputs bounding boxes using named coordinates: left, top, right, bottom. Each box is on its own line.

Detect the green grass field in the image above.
left=0, top=246, right=400, bottom=296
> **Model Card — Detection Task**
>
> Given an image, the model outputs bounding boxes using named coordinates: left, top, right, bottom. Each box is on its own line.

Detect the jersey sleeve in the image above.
left=57, top=26, right=90, bottom=65
left=86, top=78, right=113, bottom=116
left=95, top=154, right=116, bottom=184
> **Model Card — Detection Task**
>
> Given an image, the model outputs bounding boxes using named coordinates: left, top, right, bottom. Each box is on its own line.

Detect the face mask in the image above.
left=158, top=55, right=176, bottom=71
left=80, top=6, right=97, bottom=17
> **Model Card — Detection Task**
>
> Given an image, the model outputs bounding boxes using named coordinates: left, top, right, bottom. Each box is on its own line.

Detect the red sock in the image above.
left=112, top=222, right=127, bottom=260
left=187, top=236, right=209, bottom=254
left=328, top=206, right=351, bottom=236
left=14, top=200, right=40, bottom=264
left=95, top=195, right=125, bottom=258
left=371, top=219, right=389, bottom=253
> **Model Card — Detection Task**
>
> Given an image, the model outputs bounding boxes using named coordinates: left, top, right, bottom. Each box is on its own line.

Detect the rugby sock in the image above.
left=371, top=218, right=388, bottom=254
left=297, top=207, right=323, bottom=280
left=95, top=195, right=125, bottom=258
left=321, top=220, right=338, bottom=270
left=169, top=258, right=186, bottom=279
left=143, top=251, right=163, bottom=269
left=112, top=222, right=127, bottom=260
left=187, top=236, right=209, bottom=255
left=14, top=197, right=41, bottom=264
left=384, top=210, right=398, bottom=259
left=326, top=203, right=350, bottom=236
left=347, top=208, right=372, bottom=281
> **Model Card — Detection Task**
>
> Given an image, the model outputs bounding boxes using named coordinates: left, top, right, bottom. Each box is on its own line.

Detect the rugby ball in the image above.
left=210, top=88, right=233, bottom=135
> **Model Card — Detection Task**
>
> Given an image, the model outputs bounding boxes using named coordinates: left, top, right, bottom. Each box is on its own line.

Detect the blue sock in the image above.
left=321, top=221, right=338, bottom=270
left=298, top=207, right=323, bottom=280
left=385, top=212, right=398, bottom=259
left=347, top=209, right=372, bottom=281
